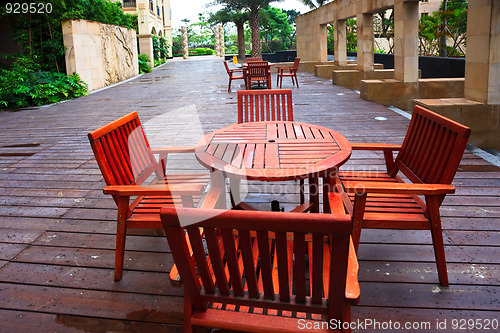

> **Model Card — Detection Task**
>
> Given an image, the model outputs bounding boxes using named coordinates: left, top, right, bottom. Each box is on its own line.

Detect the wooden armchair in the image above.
left=237, top=89, right=293, bottom=123
left=88, top=112, right=209, bottom=281
left=337, top=105, right=471, bottom=286
left=223, top=61, right=245, bottom=92
left=277, top=57, right=300, bottom=88
left=161, top=205, right=360, bottom=333
left=245, top=61, right=272, bottom=89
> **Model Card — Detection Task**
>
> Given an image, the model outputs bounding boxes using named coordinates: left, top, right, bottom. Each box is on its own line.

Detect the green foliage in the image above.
left=10, top=0, right=138, bottom=73
left=326, top=18, right=357, bottom=54
left=138, top=54, right=152, bottom=73
left=0, top=56, right=87, bottom=110
left=260, top=6, right=291, bottom=51
left=152, top=36, right=171, bottom=60
left=191, top=48, right=215, bottom=56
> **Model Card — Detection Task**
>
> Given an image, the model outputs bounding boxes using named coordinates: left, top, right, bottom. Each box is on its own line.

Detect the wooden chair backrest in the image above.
left=223, top=61, right=231, bottom=74
left=246, top=57, right=263, bottom=62
left=88, top=112, right=161, bottom=187
left=237, top=89, right=294, bottom=123
left=395, top=105, right=471, bottom=184
left=161, top=207, right=352, bottom=321
left=292, top=57, right=301, bottom=69
left=245, top=61, right=270, bottom=78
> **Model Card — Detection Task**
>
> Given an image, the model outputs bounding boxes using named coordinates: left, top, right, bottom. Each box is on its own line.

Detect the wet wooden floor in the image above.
left=0, top=56, right=498, bottom=332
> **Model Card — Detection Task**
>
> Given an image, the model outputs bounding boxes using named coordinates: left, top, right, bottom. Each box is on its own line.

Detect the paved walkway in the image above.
left=0, top=56, right=498, bottom=331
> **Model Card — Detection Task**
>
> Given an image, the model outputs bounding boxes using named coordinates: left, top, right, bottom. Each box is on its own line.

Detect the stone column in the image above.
left=215, top=24, right=220, bottom=57
left=334, top=20, right=347, bottom=66
left=181, top=26, right=188, bottom=59
left=138, top=34, right=154, bottom=68
left=220, top=24, right=225, bottom=57
left=465, top=0, right=500, bottom=104
left=394, top=0, right=419, bottom=82
left=356, top=13, right=374, bottom=72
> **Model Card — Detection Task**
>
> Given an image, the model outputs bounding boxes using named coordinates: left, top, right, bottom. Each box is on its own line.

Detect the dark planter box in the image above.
left=372, top=53, right=464, bottom=78
left=225, top=50, right=297, bottom=63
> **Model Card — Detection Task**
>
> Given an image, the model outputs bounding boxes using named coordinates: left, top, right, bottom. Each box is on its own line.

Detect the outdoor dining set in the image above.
left=87, top=61, right=471, bottom=332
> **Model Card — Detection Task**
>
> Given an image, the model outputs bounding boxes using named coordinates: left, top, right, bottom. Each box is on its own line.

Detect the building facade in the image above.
left=120, top=0, right=173, bottom=66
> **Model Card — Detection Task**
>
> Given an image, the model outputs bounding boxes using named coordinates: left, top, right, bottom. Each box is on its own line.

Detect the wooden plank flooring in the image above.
left=0, top=56, right=498, bottom=332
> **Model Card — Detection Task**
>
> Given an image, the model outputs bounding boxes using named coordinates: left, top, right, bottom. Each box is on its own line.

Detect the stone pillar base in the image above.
left=413, top=99, right=500, bottom=150
left=315, top=63, right=383, bottom=79
left=332, top=69, right=395, bottom=90
left=360, top=78, right=464, bottom=110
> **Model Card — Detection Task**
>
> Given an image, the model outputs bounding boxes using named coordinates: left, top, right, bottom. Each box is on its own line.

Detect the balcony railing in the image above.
left=123, top=0, right=136, bottom=7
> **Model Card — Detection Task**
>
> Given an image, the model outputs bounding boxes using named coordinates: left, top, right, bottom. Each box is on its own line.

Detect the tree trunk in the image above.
left=249, top=9, right=261, bottom=57
left=236, top=21, right=246, bottom=60
left=439, top=0, right=447, bottom=57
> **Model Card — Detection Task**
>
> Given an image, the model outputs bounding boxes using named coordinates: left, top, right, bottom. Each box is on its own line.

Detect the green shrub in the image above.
left=138, top=54, right=152, bottom=73
left=193, top=48, right=214, bottom=56
left=0, top=56, right=88, bottom=110
left=154, top=58, right=166, bottom=67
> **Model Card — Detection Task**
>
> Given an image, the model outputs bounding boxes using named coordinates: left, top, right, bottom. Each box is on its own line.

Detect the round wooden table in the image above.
left=195, top=121, right=351, bottom=212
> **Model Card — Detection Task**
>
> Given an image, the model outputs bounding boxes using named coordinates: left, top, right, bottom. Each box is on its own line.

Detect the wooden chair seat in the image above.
left=340, top=171, right=430, bottom=227
left=162, top=207, right=360, bottom=332
left=88, top=112, right=210, bottom=281
left=337, top=105, right=471, bottom=286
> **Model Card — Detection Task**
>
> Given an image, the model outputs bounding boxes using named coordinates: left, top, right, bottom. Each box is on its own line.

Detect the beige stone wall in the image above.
left=465, top=0, right=500, bottom=105
left=62, top=19, right=139, bottom=92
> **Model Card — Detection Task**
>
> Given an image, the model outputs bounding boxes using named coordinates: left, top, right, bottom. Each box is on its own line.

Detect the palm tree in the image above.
left=213, top=0, right=283, bottom=57
left=299, top=0, right=332, bottom=9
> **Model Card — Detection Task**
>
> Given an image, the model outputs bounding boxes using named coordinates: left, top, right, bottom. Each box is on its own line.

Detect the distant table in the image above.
left=195, top=121, right=351, bottom=212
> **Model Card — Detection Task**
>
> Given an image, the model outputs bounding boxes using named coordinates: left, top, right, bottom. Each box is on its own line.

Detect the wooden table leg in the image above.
left=229, top=176, right=241, bottom=208
left=309, top=175, right=320, bottom=213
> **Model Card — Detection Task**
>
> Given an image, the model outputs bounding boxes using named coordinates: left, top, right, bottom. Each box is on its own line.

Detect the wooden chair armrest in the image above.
left=343, top=181, right=455, bottom=195
left=103, top=184, right=204, bottom=196
left=346, top=237, right=360, bottom=304
left=289, top=202, right=314, bottom=213
left=151, top=146, right=195, bottom=154
left=350, top=143, right=401, bottom=151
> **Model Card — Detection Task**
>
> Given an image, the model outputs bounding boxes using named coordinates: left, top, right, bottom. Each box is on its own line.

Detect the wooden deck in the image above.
left=0, top=56, right=498, bottom=332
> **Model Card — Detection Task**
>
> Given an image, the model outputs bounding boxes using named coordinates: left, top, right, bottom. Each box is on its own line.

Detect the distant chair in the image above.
left=276, top=57, right=300, bottom=88
left=223, top=61, right=245, bottom=92
left=237, top=89, right=293, bottom=123
left=161, top=207, right=360, bottom=333
left=245, top=61, right=271, bottom=89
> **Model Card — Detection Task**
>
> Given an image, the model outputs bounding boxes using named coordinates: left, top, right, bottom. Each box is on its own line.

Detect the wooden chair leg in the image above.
left=426, top=195, right=449, bottom=286
left=228, top=78, right=232, bottom=92
left=295, top=74, right=299, bottom=88
left=299, top=179, right=305, bottom=205
left=184, top=291, right=195, bottom=333
left=114, top=197, right=129, bottom=282
left=342, top=303, right=352, bottom=333
left=351, top=193, right=367, bottom=252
